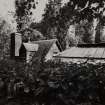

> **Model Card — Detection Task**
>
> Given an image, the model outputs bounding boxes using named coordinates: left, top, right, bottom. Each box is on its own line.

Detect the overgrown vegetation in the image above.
left=0, top=59, right=105, bottom=105
left=1, top=1, right=105, bottom=105
left=15, top=0, right=37, bottom=33
left=14, top=0, right=105, bottom=49
left=37, top=0, right=105, bottom=48
left=0, top=18, right=12, bottom=59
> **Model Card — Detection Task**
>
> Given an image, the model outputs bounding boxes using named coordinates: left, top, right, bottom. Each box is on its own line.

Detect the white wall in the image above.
left=15, top=33, right=22, bottom=56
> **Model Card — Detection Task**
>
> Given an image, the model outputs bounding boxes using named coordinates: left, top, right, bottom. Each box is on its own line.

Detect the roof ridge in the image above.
left=31, top=39, right=57, bottom=43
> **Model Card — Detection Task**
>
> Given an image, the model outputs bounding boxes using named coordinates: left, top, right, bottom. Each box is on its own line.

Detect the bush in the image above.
left=0, top=59, right=105, bottom=105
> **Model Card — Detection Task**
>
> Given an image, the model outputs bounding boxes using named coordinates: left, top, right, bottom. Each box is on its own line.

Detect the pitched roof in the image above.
left=54, top=47, right=105, bottom=59
left=30, top=39, right=62, bottom=59
left=23, top=42, right=39, bottom=51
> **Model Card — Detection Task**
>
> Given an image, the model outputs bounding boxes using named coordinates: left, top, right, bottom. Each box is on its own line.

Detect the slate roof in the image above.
left=54, top=43, right=105, bottom=59
left=30, top=39, right=62, bottom=59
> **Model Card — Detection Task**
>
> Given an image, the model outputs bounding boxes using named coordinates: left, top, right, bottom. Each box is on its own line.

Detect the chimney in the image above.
left=10, top=32, right=22, bottom=59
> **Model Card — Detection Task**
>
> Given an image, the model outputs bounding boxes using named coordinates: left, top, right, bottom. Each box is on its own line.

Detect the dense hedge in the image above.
left=0, top=59, right=105, bottom=105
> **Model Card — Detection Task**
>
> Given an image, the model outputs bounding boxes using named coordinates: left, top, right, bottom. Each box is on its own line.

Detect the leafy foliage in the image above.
left=60, top=0, right=105, bottom=44
left=75, top=20, right=93, bottom=44
left=62, top=0, right=105, bottom=22
left=0, top=18, right=12, bottom=59
left=21, top=28, right=45, bottom=42
left=15, top=0, right=36, bottom=32
left=41, top=0, right=67, bottom=50
left=41, top=0, right=105, bottom=48
left=0, top=59, right=105, bottom=105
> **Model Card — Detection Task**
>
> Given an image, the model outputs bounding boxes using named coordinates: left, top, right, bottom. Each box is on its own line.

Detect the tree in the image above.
left=41, top=0, right=61, bottom=38
left=21, top=28, right=45, bottom=42
left=41, top=0, right=69, bottom=49
left=61, top=0, right=105, bottom=43
left=75, top=20, right=93, bottom=44
left=15, top=0, right=36, bottom=33
left=36, top=0, right=105, bottom=49
left=0, top=18, right=12, bottom=59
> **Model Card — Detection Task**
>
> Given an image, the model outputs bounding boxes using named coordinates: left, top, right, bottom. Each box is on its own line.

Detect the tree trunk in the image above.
left=92, top=18, right=98, bottom=43
left=95, top=22, right=101, bottom=43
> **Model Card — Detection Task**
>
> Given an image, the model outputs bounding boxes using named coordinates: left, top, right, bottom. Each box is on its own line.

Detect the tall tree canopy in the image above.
left=41, top=0, right=68, bottom=49
left=15, top=0, right=36, bottom=32
left=41, top=0, right=62, bottom=38
left=61, top=0, right=105, bottom=22
left=41, top=0, right=105, bottom=48
left=61, top=0, right=105, bottom=44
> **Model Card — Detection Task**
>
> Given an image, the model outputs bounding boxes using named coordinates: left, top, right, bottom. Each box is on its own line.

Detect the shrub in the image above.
left=0, top=59, right=105, bottom=105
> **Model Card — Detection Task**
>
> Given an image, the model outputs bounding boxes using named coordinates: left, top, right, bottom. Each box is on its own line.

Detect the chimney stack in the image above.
left=10, top=32, right=22, bottom=59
